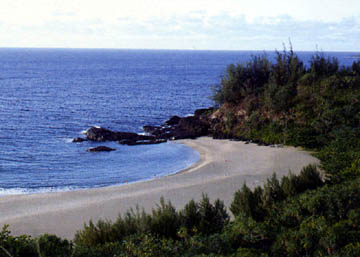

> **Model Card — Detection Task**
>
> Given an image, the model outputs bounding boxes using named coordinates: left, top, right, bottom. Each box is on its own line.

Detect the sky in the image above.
left=0, top=0, right=359, bottom=51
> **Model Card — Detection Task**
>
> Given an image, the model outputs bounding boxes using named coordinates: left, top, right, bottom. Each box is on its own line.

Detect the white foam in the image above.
left=0, top=186, right=79, bottom=196
left=81, top=125, right=101, bottom=135
left=64, top=138, right=73, bottom=143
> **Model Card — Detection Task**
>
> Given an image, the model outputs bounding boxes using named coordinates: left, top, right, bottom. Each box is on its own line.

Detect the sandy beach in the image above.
left=0, top=137, right=319, bottom=239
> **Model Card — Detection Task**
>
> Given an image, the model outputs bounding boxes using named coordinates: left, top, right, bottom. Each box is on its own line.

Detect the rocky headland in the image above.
left=73, top=107, right=226, bottom=150
left=73, top=105, right=279, bottom=152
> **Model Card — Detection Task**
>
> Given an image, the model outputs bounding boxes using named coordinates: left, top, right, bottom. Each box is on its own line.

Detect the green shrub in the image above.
left=197, top=195, right=229, bottom=235
left=212, top=55, right=271, bottom=105
left=334, top=243, right=360, bottom=257
left=73, top=242, right=123, bottom=257
left=179, top=199, right=201, bottom=236
left=230, top=184, right=264, bottom=221
left=37, top=234, right=72, bottom=257
left=0, top=225, right=37, bottom=257
left=235, top=247, right=269, bottom=257
left=149, top=197, right=180, bottom=239
left=280, top=172, right=299, bottom=197
left=262, top=174, right=286, bottom=208
left=296, top=164, right=323, bottom=192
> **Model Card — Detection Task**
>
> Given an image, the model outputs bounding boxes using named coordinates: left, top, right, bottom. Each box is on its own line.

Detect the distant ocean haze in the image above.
left=0, top=48, right=357, bottom=195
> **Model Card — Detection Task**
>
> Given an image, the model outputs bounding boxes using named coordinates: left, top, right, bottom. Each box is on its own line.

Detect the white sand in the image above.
left=0, top=137, right=319, bottom=239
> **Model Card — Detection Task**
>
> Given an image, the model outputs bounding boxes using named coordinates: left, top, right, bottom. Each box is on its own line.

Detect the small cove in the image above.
left=0, top=48, right=357, bottom=194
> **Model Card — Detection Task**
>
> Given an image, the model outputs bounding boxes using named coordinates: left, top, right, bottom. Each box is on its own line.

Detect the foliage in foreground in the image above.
left=2, top=166, right=359, bottom=256
left=1, top=49, right=360, bottom=256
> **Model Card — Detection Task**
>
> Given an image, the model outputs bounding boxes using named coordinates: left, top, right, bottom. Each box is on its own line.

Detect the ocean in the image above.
left=0, top=48, right=358, bottom=195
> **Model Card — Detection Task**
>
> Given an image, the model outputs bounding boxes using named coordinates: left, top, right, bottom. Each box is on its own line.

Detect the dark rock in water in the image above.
left=143, top=111, right=211, bottom=140
left=72, top=137, right=87, bottom=143
left=194, top=108, right=215, bottom=118
left=143, top=125, right=174, bottom=139
left=143, top=125, right=162, bottom=135
left=168, top=116, right=209, bottom=139
left=87, top=146, right=116, bottom=152
left=86, top=127, right=140, bottom=142
left=118, top=139, right=136, bottom=145
left=84, top=126, right=168, bottom=145
left=165, top=115, right=181, bottom=126
left=85, top=127, right=114, bottom=141
left=85, top=126, right=156, bottom=142
left=119, top=138, right=167, bottom=146
left=81, top=107, right=215, bottom=147
left=178, top=116, right=209, bottom=136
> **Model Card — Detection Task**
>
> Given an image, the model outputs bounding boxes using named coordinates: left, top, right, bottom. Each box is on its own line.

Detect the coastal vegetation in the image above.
left=1, top=49, right=360, bottom=256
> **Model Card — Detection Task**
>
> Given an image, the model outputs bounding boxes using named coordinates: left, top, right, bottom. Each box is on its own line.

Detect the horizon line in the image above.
left=0, top=46, right=359, bottom=53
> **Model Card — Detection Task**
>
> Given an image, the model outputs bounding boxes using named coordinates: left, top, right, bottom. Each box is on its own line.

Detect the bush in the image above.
left=0, top=225, right=37, bottom=257
left=37, top=234, right=72, bottom=257
left=262, top=174, right=286, bottom=208
left=212, top=55, right=271, bottom=105
left=296, top=164, right=323, bottom=192
left=197, top=195, right=229, bottom=235
left=149, top=197, right=180, bottom=239
left=180, top=199, right=201, bottom=236
left=230, top=184, right=264, bottom=221
left=280, top=172, right=299, bottom=197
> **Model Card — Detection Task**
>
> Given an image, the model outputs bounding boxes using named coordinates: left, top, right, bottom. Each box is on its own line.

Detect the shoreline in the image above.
left=170, top=139, right=208, bottom=175
left=0, top=137, right=319, bottom=239
left=0, top=140, right=200, bottom=196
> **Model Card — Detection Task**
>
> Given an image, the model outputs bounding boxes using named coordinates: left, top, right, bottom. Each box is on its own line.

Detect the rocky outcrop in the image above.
left=84, top=126, right=163, bottom=145
left=85, top=127, right=155, bottom=142
left=165, top=115, right=181, bottom=126
left=72, top=106, right=280, bottom=149
left=72, top=137, right=88, bottom=143
left=73, top=107, right=221, bottom=148
left=71, top=126, right=167, bottom=146
left=194, top=108, right=215, bottom=118
left=87, top=146, right=116, bottom=152
left=174, top=116, right=210, bottom=139
left=143, top=108, right=214, bottom=140
left=118, top=138, right=167, bottom=146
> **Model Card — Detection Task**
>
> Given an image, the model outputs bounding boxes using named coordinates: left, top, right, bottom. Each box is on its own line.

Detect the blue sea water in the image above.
left=0, top=48, right=358, bottom=195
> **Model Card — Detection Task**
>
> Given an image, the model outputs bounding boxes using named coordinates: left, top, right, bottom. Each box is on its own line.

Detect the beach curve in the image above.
left=0, top=137, right=319, bottom=239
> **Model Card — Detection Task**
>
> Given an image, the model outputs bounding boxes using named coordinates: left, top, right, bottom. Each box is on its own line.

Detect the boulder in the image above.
left=143, top=112, right=211, bottom=140
left=143, top=125, right=176, bottom=139
left=165, top=115, right=181, bottom=126
left=72, top=137, right=87, bottom=143
left=85, top=127, right=140, bottom=141
left=80, top=107, right=216, bottom=147
left=87, top=146, right=116, bottom=152
left=194, top=108, right=215, bottom=118
left=175, top=116, right=210, bottom=139
left=85, top=126, right=156, bottom=142
left=119, top=139, right=167, bottom=146
left=143, top=125, right=162, bottom=135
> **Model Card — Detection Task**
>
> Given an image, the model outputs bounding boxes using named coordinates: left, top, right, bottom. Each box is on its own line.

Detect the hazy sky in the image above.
left=1, top=0, right=359, bottom=51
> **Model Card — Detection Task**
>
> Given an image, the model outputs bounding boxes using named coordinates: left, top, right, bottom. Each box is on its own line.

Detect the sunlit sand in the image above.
left=0, top=137, right=319, bottom=239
